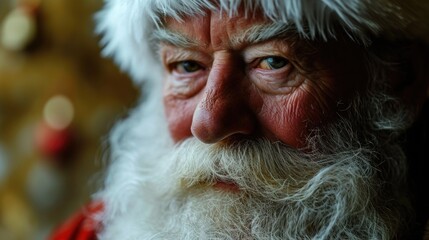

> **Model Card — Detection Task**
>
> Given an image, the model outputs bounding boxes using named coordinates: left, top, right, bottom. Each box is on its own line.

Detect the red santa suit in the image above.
left=50, top=201, right=103, bottom=240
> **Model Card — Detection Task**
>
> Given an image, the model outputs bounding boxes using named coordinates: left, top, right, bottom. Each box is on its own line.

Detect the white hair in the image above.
left=95, top=0, right=429, bottom=86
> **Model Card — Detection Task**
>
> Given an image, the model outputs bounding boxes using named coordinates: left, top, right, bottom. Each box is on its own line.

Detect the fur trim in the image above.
left=95, top=0, right=429, bottom=85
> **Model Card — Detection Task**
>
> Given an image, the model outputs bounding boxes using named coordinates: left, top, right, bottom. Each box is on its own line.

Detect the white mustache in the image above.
left=161, top=137, right=371, bottom=202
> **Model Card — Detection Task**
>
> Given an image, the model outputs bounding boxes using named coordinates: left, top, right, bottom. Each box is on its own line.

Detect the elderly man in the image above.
left=51, top=0, right=429, bottom=239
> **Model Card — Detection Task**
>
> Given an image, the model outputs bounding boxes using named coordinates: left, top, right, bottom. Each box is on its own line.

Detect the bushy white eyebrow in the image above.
left=153, top=29, right=199, bottom=48
left=153, top=22, right=296, bottom=49
left=231, top=22, right=297, bottom=46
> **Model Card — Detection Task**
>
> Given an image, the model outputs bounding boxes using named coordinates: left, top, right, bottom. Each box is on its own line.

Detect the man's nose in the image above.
left=191, top=57, right=256, bottom=143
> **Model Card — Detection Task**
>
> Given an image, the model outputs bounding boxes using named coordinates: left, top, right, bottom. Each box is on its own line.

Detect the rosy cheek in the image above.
left=163, top=72, right=206, bottom=142
left=259, top=90, right=332, bottom=148
left=164, top=96, right=197, bottom=142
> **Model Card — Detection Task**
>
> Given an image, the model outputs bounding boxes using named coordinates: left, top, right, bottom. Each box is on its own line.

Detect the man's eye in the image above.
left=257, top=56, right=289, bottom=70
left=173, top=61, right=203, bottom=74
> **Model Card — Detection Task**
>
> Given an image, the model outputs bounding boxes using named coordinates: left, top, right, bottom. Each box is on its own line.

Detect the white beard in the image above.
left=92, top=82, right=411, bottom=239
left=95, top=117, right=410, bottom=240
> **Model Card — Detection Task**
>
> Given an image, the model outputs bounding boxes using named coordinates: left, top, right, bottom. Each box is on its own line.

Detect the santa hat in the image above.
left=95, top=0, right=429, bottom=86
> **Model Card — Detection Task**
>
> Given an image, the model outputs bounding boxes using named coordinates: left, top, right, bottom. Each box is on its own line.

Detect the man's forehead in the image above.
left=161, top=4, right=266, bottom=25
left=158, top=11, right=297, bottom=49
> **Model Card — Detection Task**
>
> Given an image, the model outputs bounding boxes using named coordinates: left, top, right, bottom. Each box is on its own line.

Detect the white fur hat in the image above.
left=95, top=0, right=429, bottom=86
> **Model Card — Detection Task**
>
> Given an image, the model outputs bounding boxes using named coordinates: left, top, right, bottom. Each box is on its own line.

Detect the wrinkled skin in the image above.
left=160, top=10, right=368, bottom=148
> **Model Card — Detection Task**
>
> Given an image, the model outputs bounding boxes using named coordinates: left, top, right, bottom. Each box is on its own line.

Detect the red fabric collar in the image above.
left=49, top=201, right=104, bottom=240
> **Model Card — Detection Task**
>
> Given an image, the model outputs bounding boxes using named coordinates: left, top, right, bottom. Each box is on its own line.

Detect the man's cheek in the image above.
left=164, top=98, right=195, bottom=142
left=259, top=90, right=334, bottom=148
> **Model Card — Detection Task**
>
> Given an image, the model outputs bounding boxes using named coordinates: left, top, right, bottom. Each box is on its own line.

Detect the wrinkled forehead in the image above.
left=159, top=8, right=297, bottom=50
left=158, top=1, right=269, bottom=24
left=161, top=6, right=268, bottom=27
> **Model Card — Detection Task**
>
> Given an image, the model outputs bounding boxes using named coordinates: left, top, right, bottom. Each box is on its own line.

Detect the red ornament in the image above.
left=34, top=121, right=73, bottom=158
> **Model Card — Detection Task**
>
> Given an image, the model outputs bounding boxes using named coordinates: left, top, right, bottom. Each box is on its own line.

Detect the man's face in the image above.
left=159, top=9, right=367, bottom=148
left=99, top=4, right=414, bottom=239
left=99, top=8, right=411, bottom=239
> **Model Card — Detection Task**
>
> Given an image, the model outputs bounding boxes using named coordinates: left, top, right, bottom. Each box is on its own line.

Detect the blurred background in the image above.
left=0, top=0, right=138, bottom=239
